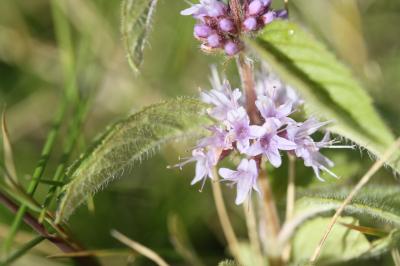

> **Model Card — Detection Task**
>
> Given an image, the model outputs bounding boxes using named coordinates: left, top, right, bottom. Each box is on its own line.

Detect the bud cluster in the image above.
left=181, top=0, right=288, bottom=56
left=175, top=69, right=351, bottom=205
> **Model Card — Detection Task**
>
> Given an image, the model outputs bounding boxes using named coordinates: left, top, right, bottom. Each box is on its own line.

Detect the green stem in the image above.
left=39, top=99, right=89, bottom=222
left=0, top=236, right=45, bottom=266
left=2, top=100, right=67, bottom=253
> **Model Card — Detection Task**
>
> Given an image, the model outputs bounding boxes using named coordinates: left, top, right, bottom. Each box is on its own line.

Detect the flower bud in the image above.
left=262, top=11, right=274, bottom=25
left=248, top=0, right=263, bottom=16
left=249, top=0, right=264, bottom=16
left=207, top=34, right=221, bottom=48
left=261, top=0, right=271, bottom=7
left=275, top=9, right=289, bottom=19
left=219, top=18, right=234, bottom=32
left=243, top=17, right=257, bottom=31
left=224, top=41, right=239, bottom=56
left=194, top=24, right=213, bottom=38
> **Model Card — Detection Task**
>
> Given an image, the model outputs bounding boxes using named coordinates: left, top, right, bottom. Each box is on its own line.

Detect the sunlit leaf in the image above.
left=248, top=21, right=399, bottom=172
left=280, top=186, right=400, bottom=252
left=292, top=217, right=371, bottom=264
left=56, top=98, right=211, bottom=222
left=121, top=0, right=158, bottom=73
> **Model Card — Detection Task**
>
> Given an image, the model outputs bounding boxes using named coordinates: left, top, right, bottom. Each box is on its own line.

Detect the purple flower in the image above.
left=177, top=148, right=218, bottom=189
left=194, top=24, right=213, bottom=38
left=274, top=9, right=289, bottom=19
left=248, top=0, right=264, bottom=16
left=200, top=80, right=242, bottom=121
left=286, top=118, right=337, bottom=180
left=224, top=41, right=239, bottom=56
left=219, top=159, right=261, bottom=205
left=181, top=0, right=227, bottom=20
left=243, top=17, right=258, bottom=31
left=226, top=107, right=266, bottom=153
left=219, top=18, right=235, bottom=32
left=207, top=34, right=221, bottom=48
left=255, top=95, right=294, bottom=127
left=255, top=73, right=303, bottom=108
left=262, top=11, right=274, bottom=25
left=247, top=120, right=296, bottom=167
left=198, top=126, right=233, bottom=151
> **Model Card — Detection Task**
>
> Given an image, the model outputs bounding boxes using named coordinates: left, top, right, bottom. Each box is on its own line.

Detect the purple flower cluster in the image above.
left=181, top=0, right=287, bottom=56
left=176, top=69, right=350, bottom=205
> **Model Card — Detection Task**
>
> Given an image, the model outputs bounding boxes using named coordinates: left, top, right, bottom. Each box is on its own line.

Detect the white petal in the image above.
left=275, top=136, right=297, bottom=150
left=266, top=148, right=282, bottom=168
left=249, top=125, right=267, bottom=138
left=219, top=168, right=237, bottom=180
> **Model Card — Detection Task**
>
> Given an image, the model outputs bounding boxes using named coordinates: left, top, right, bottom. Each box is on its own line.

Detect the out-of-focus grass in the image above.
left=0, top=0, right=400, bottom=265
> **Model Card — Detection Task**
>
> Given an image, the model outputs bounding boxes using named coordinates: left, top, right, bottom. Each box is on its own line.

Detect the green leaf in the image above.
left=280, top=186, right=400, bottom=251
left=292, top=217, right=371, bottom=264
left=248, top=21, right=399, bottom=172
left=121, top=0, right=158, bottom=73
left=56, top=98, right=211, bottom=222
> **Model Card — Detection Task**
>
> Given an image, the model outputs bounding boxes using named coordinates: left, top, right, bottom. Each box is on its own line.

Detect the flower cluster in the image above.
left=181, top=0, right=288, bottom=56
left=176, top=69, right=350, bottom=205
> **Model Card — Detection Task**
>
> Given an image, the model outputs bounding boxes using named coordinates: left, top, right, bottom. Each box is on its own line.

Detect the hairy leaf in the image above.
left=121, top=0, right=158, bottom=72
left=248, top=21, right=399, bottom=172
left=286, top=187, right=400, bottom=262
left=56, top=98, right=211, bottom=222
left=280, top=186, right=400, bottom=247
left=218, top=260, right=239, bottom=266
left=292, top=217, right=371, bottom=264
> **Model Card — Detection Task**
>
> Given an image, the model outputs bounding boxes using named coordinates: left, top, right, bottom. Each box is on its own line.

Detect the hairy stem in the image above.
left=211, top=168, right=241, bottom=262
left=310, top=137, right=400, bottom=263
left=237, top=55, right=261, bottom=125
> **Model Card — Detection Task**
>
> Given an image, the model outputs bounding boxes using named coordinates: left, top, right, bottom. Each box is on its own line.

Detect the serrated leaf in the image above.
left=248, top=21, right=399, bottom=172
left=121, top=0, right=158, bottom=73
left=56, top=98, right=211, bottom=222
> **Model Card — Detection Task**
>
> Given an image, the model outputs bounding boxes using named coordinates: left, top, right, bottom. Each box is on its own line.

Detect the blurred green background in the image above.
left=0, top=0, right=399, bottom=265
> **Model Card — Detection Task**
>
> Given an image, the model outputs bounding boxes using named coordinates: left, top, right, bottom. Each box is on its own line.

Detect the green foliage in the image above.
left=55, top=98, right=211, bottom=222
left=249, top=21, right=400, bottom=172
left=121, top=0, right=158, bottom=73
left=292, top=217, right=371, bottom=264
left=294, top=187, right=400, bottom=227
left=281, top=186, right=400, bottom=262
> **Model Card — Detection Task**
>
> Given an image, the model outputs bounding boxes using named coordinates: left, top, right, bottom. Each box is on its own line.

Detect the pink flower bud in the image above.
left=262, top=11, right=274, bottom=25
left=219, top=18, right=234, bottom=32
left=224, top=41, right=239, bottom=56
left=243, top=17, right=258, bottom=31
left=194, top=24, right=213, bottom=38
left=207, top=34, right=221, bottom=48
left=248, top=0, right=263, bottom=16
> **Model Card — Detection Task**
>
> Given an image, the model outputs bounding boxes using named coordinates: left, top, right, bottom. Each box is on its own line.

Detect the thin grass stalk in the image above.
left=2, top=99, right=67, bottom=253
left=39, top=99, right=89, bottom=222
left=310, top=137, right=400, bottom=263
